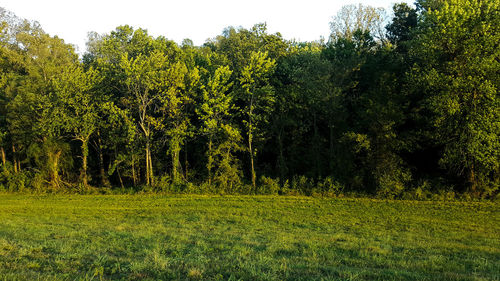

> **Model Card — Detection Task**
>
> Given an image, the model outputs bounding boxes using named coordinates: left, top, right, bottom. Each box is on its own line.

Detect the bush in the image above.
left=6, top=171, right=31, bottom=192
left=257, top=176, right=280, bottom=195
left=376, top=170, right=411, bottom=199
left=290, top=175, right=314, bottom=195
left=316, top=177, right=344, bottom=196
left=400, top=179, right=432, bottom=200
left=156, top=174, right=192, bottom=193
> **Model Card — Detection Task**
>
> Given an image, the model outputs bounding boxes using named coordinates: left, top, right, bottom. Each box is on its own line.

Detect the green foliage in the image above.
left=316, top=177, right=344, bottom=196
left=329, top=3, right=387, bottom=42
left=0, top=3, right=497, bottom=198
left=0, top=169, right=30, bottom=192
left=52, top=64, right=103, bottom=187
left=410, top=0, right=500, bottom=196
left=386, top=3, right=418, bottom=47
left=211, top=138, right=243, bottom=194
left=257, top=175, right=280, bottom=195
left=198, top=63, right=244, bottom=192
left=239, top=51, right=276, bottom=188
left=26, top=138, right=73, bottom=191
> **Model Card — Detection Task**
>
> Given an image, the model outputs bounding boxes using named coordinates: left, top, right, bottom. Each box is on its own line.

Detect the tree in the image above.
left=157, top=60, right=191, bottom=184
left=84, top=26, right=153, bottom=187
left=410, top=0, right=500, bottom=196
left=52, top=65, right=102, bottom=187
left=329, top=4, right=387, bottom=43
left=274, top=44, right=335, bottom=179
left=5, top=25, right=77, bottom=190
left=239, top=51, right=275, bottom=189
left=198, top=65, right=243, bottom=190
left=386, top=3, right=418, bottom=49
left=0, top=19, right=13, bottom=173
left=120, top=51, right=166, bottom=186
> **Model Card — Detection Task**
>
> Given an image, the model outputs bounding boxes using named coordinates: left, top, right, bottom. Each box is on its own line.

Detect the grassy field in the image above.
left=0, top=195, right=498, bottom=281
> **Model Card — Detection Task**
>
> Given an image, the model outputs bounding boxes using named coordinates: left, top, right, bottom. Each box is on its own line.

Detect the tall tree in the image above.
left=386, top=3, right=418, bottom=51
left=329, top=4, right=387, bottom=42
left=52, top=65, right=103, bottom=187
left=157, top=61, right=191, bottom=184
left=198, top=65, right=243, bottom=190
left=239, top=51, right=275, bottom=189
left=6, top=25, right=77, bottom=189
left=120, top=51, right=165, bottom=186
left=410, top=0, right=500, bottom=196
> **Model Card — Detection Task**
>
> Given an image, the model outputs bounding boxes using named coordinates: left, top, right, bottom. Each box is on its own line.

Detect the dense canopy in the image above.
left=0, top=0, right=498, bottom=198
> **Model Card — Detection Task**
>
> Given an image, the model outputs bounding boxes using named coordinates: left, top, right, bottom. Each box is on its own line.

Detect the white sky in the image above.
left=1, top=0, right=409, bottom=53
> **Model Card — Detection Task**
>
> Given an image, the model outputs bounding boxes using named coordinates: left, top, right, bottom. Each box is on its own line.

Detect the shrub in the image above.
left=317, top=177, right=344, bottom=196
left=291, top=175, right=314, bottom=195
left=156, top=174, right=193, bottom=193
left=376, top=169, right=411, bottom=199
left=257, top=176, right=280, bottom=195
left=6, top=171, right=32, bottom=192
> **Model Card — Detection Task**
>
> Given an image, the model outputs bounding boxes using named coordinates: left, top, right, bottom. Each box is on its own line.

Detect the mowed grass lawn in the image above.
left=0, top=195, right=498, bottom=281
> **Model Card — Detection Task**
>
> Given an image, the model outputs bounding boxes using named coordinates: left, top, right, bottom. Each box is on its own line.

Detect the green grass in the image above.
left=0, top=195, right=498, bottom=280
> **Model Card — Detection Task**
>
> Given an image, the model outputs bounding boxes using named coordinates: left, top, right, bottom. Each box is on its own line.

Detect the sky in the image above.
left=1, top=0, right=409, bottom=53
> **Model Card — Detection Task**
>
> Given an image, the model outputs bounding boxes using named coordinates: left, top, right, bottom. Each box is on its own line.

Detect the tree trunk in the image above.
left=117, top=166, right=124, bottom=190
left=249, top=129, right=256, bottom=190
left=313, top=112, right=321, bottom=179
left=227, top=147, right=234, bottom=191
left=207, top=137, right=213, bottom=186
left=248, top=96, right=256, bottom=190
left=469, top=162, right=477, bottom=197
left=80, top=138, right=89, bottom=188
left=97, top=131, right=110, bottom=187
left=145, top=140, right=151, bottom=186
left=12, top=144, right=18, bottom=173
left=1, top=146, right=6, bottom=169
left=148, top=147, right=154, bottom=186
left=277, top=129, right=286, bottom=182
left=50, top=150, right=62, bottom=190
left=184, top=144, right=189, bottom=180
left=1, top=146, right=9, bottom=176
left=131, top=154, right=137, bottom=186
left=137, top=158, right=141, bottom=184
left=329, top=124, right=335, bottom=175
left=172, top=146, right=179, bottom=183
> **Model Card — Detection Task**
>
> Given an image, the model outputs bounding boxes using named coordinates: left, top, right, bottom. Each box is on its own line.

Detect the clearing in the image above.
left=0, top=195, right=498, bottom=280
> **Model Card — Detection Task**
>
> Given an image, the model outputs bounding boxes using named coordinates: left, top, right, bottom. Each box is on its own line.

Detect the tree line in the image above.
left=0, top=0, right=498, bottom=198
